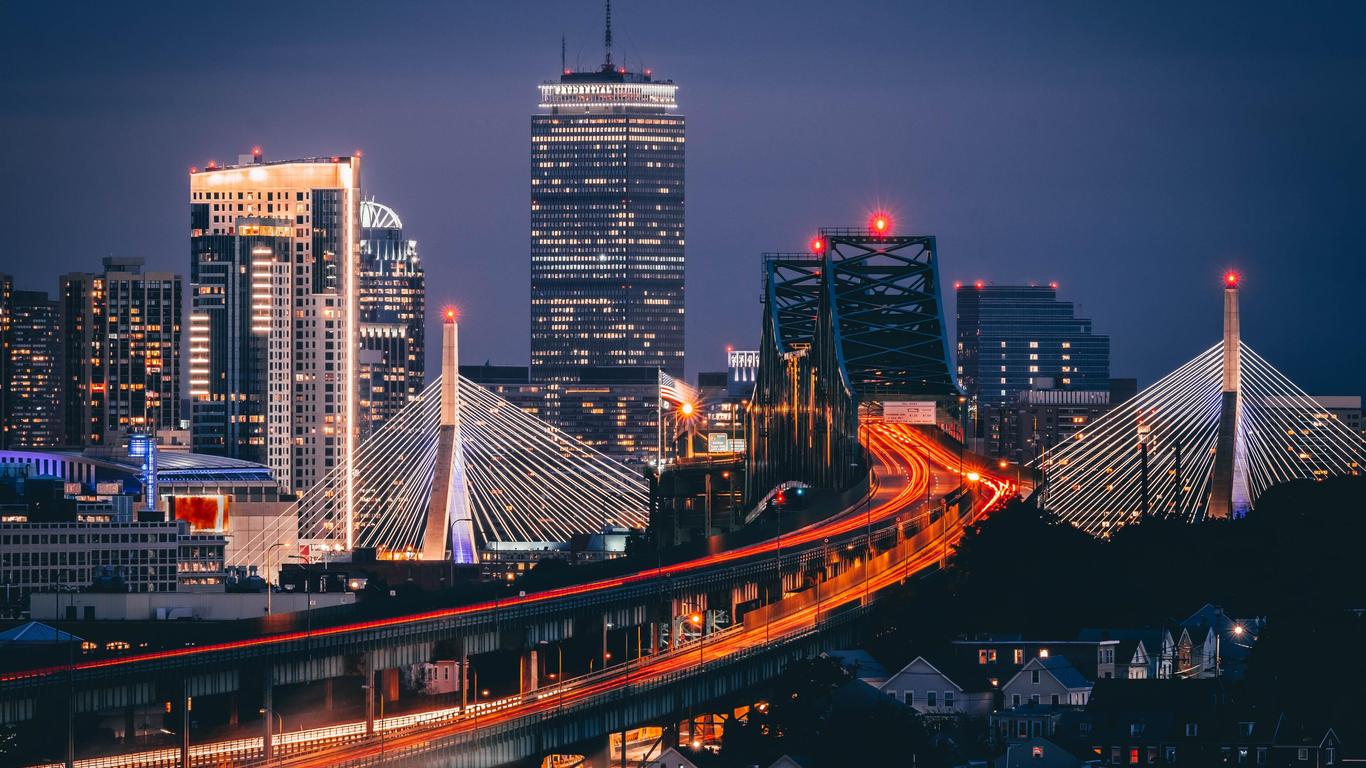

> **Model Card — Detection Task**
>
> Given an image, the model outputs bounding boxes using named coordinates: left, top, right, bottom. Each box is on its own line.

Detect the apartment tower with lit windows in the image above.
left=529, top=15, right=685, bottom=384
left=58, top=258, right=182, bottom=448
left=189, top=150, right=360, bottom=496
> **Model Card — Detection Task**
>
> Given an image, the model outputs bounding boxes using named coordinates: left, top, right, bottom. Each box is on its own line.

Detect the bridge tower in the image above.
left=1207, top=273, right=1252, bottom=519
left=422, top=309, right=478, bottom=561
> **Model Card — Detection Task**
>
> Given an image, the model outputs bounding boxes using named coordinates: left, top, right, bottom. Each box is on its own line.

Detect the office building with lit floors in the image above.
left=0, top=282, right=62, bottom=448
left=529, top=28, right=685, bottom=384
left=189, top=150, right=361, bottom=495
left=357, top=199, right=425, bottom=441
left=956, top=283, right=1110, bottom=408
left=59, top=258, right=182, bottom=448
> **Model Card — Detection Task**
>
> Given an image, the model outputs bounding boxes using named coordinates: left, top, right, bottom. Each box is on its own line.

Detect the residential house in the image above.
left=1077, top=628, right=1176, bottom=680
left=824, top=648, right=889, bottom=690
left=642, top=747, right=703, bottom=768
left=993, top=703, right=1067, bottom=744
left=953, top=637, right=1121, bottom=682
left=879, top=655, right=995, bottom=717
left=1178, top=604, right=1264, bottom=680
left=994, top=737, right=1082, bottom=768
left=1001, top=656, right=1093, bottom=711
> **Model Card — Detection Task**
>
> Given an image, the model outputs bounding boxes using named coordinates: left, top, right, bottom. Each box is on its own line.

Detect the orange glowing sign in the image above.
left=170, top=495, right=229, bottom=532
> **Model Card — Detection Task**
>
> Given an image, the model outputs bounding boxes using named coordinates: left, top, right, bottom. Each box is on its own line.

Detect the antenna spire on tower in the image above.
left=561, top=34, right=567, bottom=72
left=604, top=0, right=613, bottom=68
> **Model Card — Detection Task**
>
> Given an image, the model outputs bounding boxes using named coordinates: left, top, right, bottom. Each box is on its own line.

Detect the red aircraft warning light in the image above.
left=251, top=146, right=262, bottom=156
left=443, top=307, right=458, bottom=322
left=810, top=237, right=826, bottom=253
left=870, top=212, right=892, bottom=235
left=1225, top=271, right=1239, bottom=287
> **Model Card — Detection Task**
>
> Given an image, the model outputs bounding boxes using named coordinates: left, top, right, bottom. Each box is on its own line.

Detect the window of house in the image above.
left=1014, top=649, right=1024, bottom=664
left=1032, top=746, right=1044, bottom=759
left=1165, top=747, right=1177, bottom=764
left=1326, top=747, right=1335, bottom=765
left=1030, top=694, right=1040, bottom=705
left=904, top=691, right=913, bottom=706
left=1130, top=748, right=1140, bottom=765
left=979, top=650, right=989, bottom=664
left=1256, top=748, right=1267, bottom=765
left=927, top=691, right=937, bottom=707
left=944, top=691, right=955, bottom=708
left=1032, top=670, right=1041, bottom=684
left=1130, top=723, right=1145, bottom=737
left=1079, top=723, right=1091, bottom=736
left=1297, top=748, right=1309, bottom=761
left=1111, top=747, right=1121, bottom=765
left=1012, top=695, right=1021, bottom=707
left=1186, top=723, right=1198, bottom=737
left=1039, top=648, right=1050, bottom=658
left=1051, top=694, right=1060, bottom=706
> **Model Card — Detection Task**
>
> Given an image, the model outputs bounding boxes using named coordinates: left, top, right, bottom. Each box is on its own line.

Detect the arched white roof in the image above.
left=361, top=199, right=403, bottom=230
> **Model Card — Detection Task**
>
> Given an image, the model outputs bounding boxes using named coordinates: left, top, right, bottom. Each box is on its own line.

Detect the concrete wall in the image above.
left=29, top=590, right=352, bottom=621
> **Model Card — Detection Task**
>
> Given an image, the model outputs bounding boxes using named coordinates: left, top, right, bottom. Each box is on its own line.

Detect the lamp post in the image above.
left=257, top=708, right=283, bottom=760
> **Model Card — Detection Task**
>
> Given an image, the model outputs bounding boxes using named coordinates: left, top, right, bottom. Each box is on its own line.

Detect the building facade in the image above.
left=189, top=151, right=361, bottom=495
left=0, top=284, right=62, bottom=448
left=358, top=199, right=425, bottom=441
left=957, top=284, right=1110, bottom=408
left=530, top=54, right=685, bottom=383
left=59, top=258, right=182, bottom=448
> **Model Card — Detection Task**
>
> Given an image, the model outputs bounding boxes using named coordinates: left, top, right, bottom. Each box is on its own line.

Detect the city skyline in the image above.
left=3, top=1, right=1365, bottom=394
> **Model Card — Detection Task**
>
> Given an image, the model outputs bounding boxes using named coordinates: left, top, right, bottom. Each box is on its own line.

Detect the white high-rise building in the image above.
left=189, top=150, right=361, bottom=500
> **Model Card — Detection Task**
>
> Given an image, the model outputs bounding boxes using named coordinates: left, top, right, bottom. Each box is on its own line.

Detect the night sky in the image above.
left=3, top=2, right=1364, bottom=394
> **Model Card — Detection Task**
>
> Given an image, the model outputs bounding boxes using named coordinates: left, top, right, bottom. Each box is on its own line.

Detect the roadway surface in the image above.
left=30, top=422, right=1011, bottom=768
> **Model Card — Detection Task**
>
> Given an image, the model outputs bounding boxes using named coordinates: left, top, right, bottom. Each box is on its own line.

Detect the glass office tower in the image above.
left=358, top=199, right=425, bottom=441
left=530, top=59, right=685, bottom=382
left=956, top=284, right=1110, bottom=407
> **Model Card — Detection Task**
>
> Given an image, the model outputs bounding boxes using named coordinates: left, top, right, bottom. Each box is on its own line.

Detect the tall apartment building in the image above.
left=59, top=258, right=182, bottom=448
left=358, top=199, right=425, bottom=441
left=189, top=150, right=361, bottom=495
left=956, top=284, right=1110, bottom=408
left=529, top=30, right=685, bottom=383
left=0, top=281, right=62, bottom=448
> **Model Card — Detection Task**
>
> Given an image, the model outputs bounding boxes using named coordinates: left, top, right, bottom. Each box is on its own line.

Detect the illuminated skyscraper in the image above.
left=0, top=281, right=62, bottom=448
left=358, top=199, right=425, bottom=441
left=529, top=12, right=685, bottom=383
left=189, top=150, right=360, bottom=496
left=59, top=258, right=182, bottom=447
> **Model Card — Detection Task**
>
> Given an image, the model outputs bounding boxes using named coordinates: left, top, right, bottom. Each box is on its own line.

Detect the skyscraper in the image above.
left=956, top=283, right=1110, bottom=408
left=59, top=258, right=182, bottom=447
left=529, top=10, right=685, bottom=383
left=189, top=150, right=361, bottom=496
left=358, top=199, right=425, bottom=441
left=0, top=286, right=62, bottom=448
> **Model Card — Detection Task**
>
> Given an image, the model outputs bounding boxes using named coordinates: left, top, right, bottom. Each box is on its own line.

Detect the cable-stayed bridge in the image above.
left=1037, top=277, right=1363, bottom=535
left=234, top=316, right=649, bottom=566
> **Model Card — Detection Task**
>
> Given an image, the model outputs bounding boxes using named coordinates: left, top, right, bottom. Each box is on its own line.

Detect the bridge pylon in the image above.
left=1207, top=273, right=1252, bottom=519
left=422, top=309, right=477, bottom=562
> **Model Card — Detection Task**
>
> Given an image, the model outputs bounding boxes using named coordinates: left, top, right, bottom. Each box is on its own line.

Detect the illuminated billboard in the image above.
left=168, top=495, right=230, bottom=532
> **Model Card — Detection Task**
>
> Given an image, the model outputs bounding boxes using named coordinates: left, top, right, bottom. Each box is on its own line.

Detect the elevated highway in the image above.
left=16, top=420, right=1010, bottom=759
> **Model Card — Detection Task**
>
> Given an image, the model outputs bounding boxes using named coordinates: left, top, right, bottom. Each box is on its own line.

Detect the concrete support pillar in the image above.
left=227, top=692, right=238, bottom=727
left=460, top=649, right=469, bottom=709
left=124, top=704, right=136, bottom=744
left=261, top=672, right=274, bottom=762
left=519, top=648, right=539, bottom=694
left=364, top=656, right=376, bottom=737
left=383, top=667, right=400, bottom=703
left=704, top=473, right=713, bottom=537
left=323, top=678, right=333, bottom=711
left=180, top=682, right=191, bottom=768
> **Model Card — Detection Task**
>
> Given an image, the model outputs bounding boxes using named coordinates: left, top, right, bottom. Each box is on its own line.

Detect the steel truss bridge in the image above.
left=747, top=230, right=958, bottom=500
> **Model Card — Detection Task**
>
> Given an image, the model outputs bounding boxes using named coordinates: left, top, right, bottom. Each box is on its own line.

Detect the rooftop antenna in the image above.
left=561, top=34, right=567, bottom=73
left=604, top=0, right=613, bottom=68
